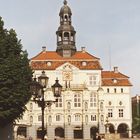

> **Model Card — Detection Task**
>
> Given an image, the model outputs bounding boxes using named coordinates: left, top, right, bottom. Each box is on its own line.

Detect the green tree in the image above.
left=0, top=17, right=32, bottom=126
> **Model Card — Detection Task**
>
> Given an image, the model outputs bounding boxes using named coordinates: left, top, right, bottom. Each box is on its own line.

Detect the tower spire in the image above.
left=56, top=1, right=77, bottom=57
left=64, top=0, right=67, bottom=5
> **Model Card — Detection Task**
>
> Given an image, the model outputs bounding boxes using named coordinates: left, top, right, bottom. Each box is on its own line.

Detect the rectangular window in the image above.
left=119, top=109, right=124, bottom=117
left=89, top=75, right=97, bottom=86
left=121, top=88, right=123, bottom=93
left=56, top=115, right=61, bottom=121
left=55, top=97, right=62, bottom=107
left=90, top=93, right=97, bottom=107
left=38, top=115, right=42, bottom=121
left=114, top=88, right=117, bottom=93
left=75, top=114, right=81, bottom=121
left=108, top=109, right=113, bottom=117
left=74, top=94, right=81, bottom=107
left=107, top=88, right=110, bottom=93
left=91, top=115, right=96, bottom=121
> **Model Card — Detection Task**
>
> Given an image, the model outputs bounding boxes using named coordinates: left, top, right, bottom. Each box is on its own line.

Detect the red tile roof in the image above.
left=101, top=71, right=132, bottom=86
left=31, top=51, right=99, bottom=61
left=30, top=51, right=102, bottom=70
left=31, top=61, right=102, bottom=70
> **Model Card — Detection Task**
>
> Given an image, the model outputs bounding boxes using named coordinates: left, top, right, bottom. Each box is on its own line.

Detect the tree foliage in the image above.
left=0, top=17, right=32, bottom=126
left=132, top=102, right=140, bottom=133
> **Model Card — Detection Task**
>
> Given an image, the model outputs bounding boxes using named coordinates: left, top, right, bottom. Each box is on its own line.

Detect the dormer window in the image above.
left=113, top=79, right=117, bottom=84
left=47, top=62, right=52, bottom=67
left=82, top=61, right=87, bottom=66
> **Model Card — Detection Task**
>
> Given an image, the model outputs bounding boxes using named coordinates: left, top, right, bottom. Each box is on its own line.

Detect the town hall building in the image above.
left=15, top=1, right=132, bottom=140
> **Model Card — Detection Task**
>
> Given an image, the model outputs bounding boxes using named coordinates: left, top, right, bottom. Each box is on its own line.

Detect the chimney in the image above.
left=114, top=67, right=119, bottom=73
left=81, top=47, right=86, bottom=53
left=42, top=46, right=46, bottom=52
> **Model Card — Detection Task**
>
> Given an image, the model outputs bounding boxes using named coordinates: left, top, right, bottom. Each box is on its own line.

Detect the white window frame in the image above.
left=119, top=109, right=124, bottom=118
left=74, top=94, right=81, bottom=107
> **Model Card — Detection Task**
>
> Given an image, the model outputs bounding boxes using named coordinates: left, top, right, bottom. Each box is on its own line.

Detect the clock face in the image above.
left=63, top=71, right=72, bottom=81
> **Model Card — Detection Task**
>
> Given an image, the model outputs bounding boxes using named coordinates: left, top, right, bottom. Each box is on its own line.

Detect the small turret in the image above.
left=56, top=0, right=76, bottom=57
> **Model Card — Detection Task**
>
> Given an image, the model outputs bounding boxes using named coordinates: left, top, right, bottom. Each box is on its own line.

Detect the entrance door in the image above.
left=74, top=127, right=83, bottom=139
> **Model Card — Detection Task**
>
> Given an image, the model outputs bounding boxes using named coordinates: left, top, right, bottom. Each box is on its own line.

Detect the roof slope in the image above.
left=30, top=51, right=102, bottom=70
left=31, top=51, right=99, bottom=61
left=102, top=71, right=132, bottom=86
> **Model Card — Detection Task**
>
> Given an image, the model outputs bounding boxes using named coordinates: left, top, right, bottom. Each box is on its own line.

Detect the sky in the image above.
left=0, top=0, right=140, bottom=96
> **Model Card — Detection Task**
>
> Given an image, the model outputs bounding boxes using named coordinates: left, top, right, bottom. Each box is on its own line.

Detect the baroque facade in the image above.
left=15, top=1, right=132, bottom=140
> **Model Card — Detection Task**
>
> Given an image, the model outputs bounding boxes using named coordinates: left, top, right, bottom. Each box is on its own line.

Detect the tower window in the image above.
left=58, top=33, right=62, bottom=41
left=64, top=15, right=68, bottom=21
left=64, top=32, right=69, bottom=40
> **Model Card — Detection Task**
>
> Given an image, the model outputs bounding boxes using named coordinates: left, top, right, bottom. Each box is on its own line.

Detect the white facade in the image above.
left=15, top=65, right=132, bottom=140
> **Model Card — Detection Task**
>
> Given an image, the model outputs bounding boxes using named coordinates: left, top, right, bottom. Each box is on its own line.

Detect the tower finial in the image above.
left=64, top=0, right=67, bottom=5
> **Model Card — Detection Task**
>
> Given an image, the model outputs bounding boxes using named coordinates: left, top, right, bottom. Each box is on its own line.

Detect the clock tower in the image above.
left=56, top=0, right=77, bottom=57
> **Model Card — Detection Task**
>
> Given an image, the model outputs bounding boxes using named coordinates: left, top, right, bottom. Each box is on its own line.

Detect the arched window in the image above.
left=30, top=116, right=33, bottom=124
left=100, top=102, right=103, bottom=111
left=68, top=115, right=71, bottom=125
left=64, top=15, right=68, bottom=21
left=48, top=115, right=52, bottom=125
left=71, top=33, right=74, bottom=41
left=58, top=33, right=62, bottom=41
left=85, top=115, right=88, bottom=124
left=30, top=102, right=33, bottom=111
left=67, top=102, right=71, bottom=110
left=85, top=102, right=88, bottom=111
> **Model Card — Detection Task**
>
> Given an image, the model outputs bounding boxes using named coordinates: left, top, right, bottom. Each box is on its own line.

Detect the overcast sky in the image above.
left=0, top=0, right=140, bottom=96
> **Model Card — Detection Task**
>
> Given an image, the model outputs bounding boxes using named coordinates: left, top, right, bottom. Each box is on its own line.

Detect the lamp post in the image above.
left=31, top=71, right=62, bottom=140
left=97, top=87, right=104, bottom=133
